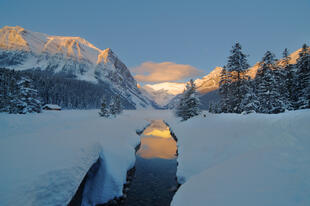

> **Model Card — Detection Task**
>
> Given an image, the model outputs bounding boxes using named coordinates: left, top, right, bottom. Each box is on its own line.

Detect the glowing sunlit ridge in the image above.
left=0, top=26, right=114, bottom=65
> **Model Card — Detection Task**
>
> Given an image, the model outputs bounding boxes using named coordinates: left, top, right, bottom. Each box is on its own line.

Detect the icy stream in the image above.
left=121, top=120, right=178, bottom=206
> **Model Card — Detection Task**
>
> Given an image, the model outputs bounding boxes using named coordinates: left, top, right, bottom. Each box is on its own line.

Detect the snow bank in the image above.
left=0, top=109, right=173, bottom=206
left=170, top=110, right=310, bottom=206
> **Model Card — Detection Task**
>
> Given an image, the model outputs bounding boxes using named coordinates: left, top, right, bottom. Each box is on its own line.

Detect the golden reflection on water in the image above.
left=137, top=120, right=177, bottom=159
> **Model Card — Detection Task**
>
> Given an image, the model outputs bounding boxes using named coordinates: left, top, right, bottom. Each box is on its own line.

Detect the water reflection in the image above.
left=137, top=120, right=176, bottom=160
left=121, top=120, right=178, bottom=206
left=143, top=120, right=172, bottom=138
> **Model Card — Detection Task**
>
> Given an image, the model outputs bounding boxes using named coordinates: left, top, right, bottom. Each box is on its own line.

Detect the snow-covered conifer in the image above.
left=13, top=77, right=42, bottom=114
left=218, top=67, right=232, bottom=113
left=280, top=48, right=297, bottom=110
left=109, top=94, right=123, bottom=117
left=255, top=51, right=284, bottom=113
left=175, top=79, right=201, bottom=121
left=225, top=43, right=250, bottom=113
left=240, top=80, right=259, bottom=113
left=296, top=44, right=310, bottom=109
left=99, top=97, right=110, bottom=117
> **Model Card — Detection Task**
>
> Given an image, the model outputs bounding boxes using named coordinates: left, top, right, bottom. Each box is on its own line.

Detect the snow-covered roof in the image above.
left=43, top=104, right=61, bottom=109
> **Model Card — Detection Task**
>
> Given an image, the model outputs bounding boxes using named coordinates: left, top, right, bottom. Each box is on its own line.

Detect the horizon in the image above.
left=1, top=1, right=310, bottom=205
left=0, top=0, right=309, bottom=84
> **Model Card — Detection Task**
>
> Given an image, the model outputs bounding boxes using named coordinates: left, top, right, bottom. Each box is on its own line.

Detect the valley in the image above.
left=0, top=2, right=309, bottom=205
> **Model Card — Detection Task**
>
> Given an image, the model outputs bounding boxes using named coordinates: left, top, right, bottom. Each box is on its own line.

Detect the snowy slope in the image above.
left=0, top=26, right=153, bottom=109
left=140, top=82, right=186, bottom=106
left=246, top=48, right=308, bottom=79
left=169, top=110, right=310, bottom=206
left=0, top=109, right=174, bottom=206
left=144, top=82, right=186, bottom=95
left=140, top=66, right=223, bottom=108
left=194, top=47, right=305, bottom=94
left=194, top=66, right=223, bottom=94
left=162, top=47, right=305, bottom=108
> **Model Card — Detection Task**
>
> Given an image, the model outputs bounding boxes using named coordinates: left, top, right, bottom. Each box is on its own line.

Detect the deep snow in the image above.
left=0, top=109, right=173, bottom=206
left=1, top=109, right=309, bottom=206
left=170, top=110, right=310, bottom=206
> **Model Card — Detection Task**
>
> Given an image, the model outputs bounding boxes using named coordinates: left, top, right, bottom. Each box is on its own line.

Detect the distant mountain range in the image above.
left=0, top=26, right=157, bottom=109
left=139, top=82, right=186, bottom=106
left=0, top=26, right=304, bottom=110
left=143, top=48, right=304, bottom=108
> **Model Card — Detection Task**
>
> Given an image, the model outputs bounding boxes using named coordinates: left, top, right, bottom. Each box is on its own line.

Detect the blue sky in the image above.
left=0, top=0, right=309, bottom=82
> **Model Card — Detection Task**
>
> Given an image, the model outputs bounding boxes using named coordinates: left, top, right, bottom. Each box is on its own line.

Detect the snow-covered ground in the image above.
left=2, top=109, right=309, bottom=206
left=0, top=109, right=173, bottom=206
left=170, top=110, right=310, bottom=206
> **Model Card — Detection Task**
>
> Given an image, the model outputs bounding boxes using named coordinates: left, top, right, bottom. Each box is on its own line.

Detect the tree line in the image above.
left=174, top=43, right=310, bottom=121
left=0, top=68, right=130, bottom=114
left=210, top=43, right=310, bottom=114
left=0, top=68, right=42, bottom=114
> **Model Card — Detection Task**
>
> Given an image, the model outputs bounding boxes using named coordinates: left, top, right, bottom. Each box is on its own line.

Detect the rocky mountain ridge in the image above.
left=0, top=26, right=155, bottom=109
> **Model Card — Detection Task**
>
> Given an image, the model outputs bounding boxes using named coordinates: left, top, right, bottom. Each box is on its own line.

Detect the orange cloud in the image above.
left=132, top=61, right=203, bottom=83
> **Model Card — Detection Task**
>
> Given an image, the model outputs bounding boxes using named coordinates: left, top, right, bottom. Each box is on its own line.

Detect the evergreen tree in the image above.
left=175, top=79, right=201, bottom=121
left=255, top=51, right=284, bottom=113
left=227, top=43, right=250, bottom=77
left=6, top=76, right=42, bottom=114
left=99, top=97, right=110, bottom=117
left=296, top=44, right=310, bottom=109
left=282, top=48, right=290, bottom=67
left=208, top=102, right=214, bottom=113
left=16, top=77, right=42, bottom=114
left=109, top=94, right=123, bottom=117
left=281, top=48, right=298, bottom=110
left=273, top=68, right=288, bottom=110
left=225, top=42, right=250, bottom=113
left=0, top=69, right=12, bottom=112
left=218, top=66, right=232, bottom=113
left=240, top=80, right=260, bottom=113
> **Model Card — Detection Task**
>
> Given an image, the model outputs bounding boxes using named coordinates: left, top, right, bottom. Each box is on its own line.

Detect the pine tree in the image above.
left=218, top=66, right=232, bottom=113
left=273, top=68, right=288, bottom=110
left=175, top=79, right=201, bottom=121
left=255, top=51, right=284, bottom=113
left=296, top=44, right=310, bottom=109
left=227, top=43, right=250, bottom=76
left=240, top=80, right=260, bottom=113
left=0, top=69, right=10, bottom=112
left=14, top=77, right=42, bottom=114
left=281, top=48, right=298, bottom=110
left=225, top=42, right=250, bottom=113
left=208, top=102, right=214, bottom=113
left=109, top=94, right=122, bottom=117
left=99, top=97, right=110, bottom=117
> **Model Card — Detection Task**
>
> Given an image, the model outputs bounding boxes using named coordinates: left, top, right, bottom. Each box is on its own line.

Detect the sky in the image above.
left=0, top=0, right=309, bottom=83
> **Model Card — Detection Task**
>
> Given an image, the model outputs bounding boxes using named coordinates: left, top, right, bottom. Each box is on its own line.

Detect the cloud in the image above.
left=131, top=61, right=203, bottom=83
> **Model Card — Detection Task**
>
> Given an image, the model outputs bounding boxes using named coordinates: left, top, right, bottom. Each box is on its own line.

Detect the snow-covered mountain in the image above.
left=145, top=48, right=305, bottom=109
left=247, top=48, right=306, bottom=79
left=194, top=66, right=223, bottom=94
left=139, top=82, right=186, bottom=106
left=194, top=48, right=304, bottom=95
left=0, top=26, right=154, bottom=109
left=144, top=82, right=186, bottom=95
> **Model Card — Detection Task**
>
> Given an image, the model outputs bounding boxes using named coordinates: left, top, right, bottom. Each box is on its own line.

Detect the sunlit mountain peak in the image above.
left=0, top=26, right=115, bottom=65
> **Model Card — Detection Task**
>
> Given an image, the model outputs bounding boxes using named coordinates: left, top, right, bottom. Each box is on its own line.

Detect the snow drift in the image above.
left=0, top=110, right=173, bottom=206
left=170, top=110, right=310, bottom=206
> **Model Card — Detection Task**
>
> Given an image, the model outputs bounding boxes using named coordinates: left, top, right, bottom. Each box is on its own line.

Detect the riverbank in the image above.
left=0, top=110, right=174, bottom=206
left=121, top=120, right=178, bottom=206
left=170, top=110, right=310, bottom=206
